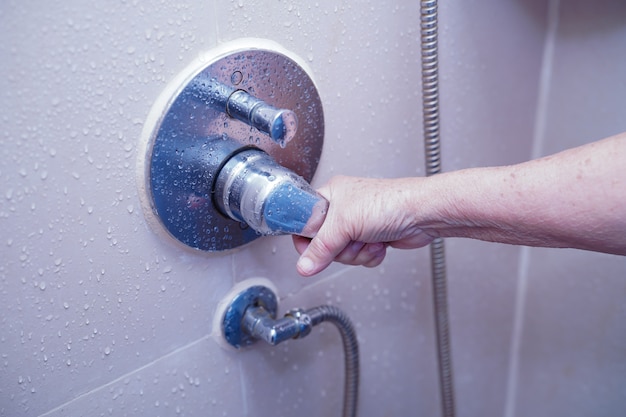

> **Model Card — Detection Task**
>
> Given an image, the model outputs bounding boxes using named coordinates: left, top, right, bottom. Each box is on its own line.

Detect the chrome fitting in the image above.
left=219, top=283, right=360, bottom=417
left=222, top=286, right=315, bottom=349
left=189, top=76, right=298, bottom=147
left=285, top=308, right=313, bottom=339
left=242, top=306, right=305, bottom=346
left=214, top=147, right=328, bottom=238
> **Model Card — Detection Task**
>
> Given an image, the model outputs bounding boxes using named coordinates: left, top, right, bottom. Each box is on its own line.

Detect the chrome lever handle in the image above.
left=190, top=77, right=298, bottom=147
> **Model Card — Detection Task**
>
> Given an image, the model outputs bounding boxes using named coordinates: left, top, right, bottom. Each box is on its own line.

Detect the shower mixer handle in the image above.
left=214, top=146, right=328, bottom=238
left=190, top=77, right=298, bottom=147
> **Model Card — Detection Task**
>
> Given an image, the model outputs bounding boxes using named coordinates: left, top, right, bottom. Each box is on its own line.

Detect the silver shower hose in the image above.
left=420, top=1, right=456, bottom=417
left=306, top=305, right=359, bottom=417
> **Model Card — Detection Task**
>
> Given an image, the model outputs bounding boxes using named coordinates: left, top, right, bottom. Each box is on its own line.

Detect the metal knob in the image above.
left=189, top=77, right=298, bottom=148
left=214, top=147, right=328, bottom=238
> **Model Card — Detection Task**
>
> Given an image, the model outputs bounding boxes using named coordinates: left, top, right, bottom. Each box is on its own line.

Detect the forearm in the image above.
left=418, top=133, right=626, bottom=254
left=294, top=134, right=626, bottom=276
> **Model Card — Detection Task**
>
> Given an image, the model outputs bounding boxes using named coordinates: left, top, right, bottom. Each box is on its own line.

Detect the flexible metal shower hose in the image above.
left=307, top=305, right=359, bottom=417
left=420, top=1, right=456, bottom=417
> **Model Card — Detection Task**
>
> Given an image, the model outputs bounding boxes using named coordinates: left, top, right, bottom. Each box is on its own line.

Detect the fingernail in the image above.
left=297, top=256, right=315, bottom=275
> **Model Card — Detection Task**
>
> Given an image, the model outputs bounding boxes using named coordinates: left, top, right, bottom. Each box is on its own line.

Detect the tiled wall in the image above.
left=513, top=1, right=626, bottom=416
left=440, top=1, right=626, bottom=416
left=438, top=1, right=547, bottom=416
left=2, top=1, right=625, bottom=416
left=1, top=1, right=438, bottom=416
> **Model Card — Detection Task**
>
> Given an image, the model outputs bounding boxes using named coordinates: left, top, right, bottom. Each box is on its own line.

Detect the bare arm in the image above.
left=294, top=133, right=626, bottom=276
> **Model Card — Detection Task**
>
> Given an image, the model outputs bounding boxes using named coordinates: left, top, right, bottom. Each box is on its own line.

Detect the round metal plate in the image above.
left=222, top=285, right=278, bottom=349
left=139, top=40, right=324, bottom=251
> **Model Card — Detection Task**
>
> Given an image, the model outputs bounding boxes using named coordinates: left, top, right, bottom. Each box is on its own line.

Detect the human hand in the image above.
left=292, top=176, right=438, bottom=276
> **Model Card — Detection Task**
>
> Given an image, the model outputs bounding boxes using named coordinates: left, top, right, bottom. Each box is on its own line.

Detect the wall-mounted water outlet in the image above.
left=138, top=40, right=325, bottom=251
left=218, top=283, right=360, bottom=417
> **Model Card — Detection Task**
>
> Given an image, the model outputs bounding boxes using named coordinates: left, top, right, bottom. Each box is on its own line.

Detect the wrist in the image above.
left=404, top=168, right=500, bottom=239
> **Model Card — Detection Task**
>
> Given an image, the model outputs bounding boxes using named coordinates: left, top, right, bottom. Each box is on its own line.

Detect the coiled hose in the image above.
left=420, top=1, right=456, bottom=417
left=307, top=305, right=359, bottom=417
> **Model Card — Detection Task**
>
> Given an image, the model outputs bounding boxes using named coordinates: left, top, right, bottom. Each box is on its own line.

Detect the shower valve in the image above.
left=139, top=41, right=325, bottom=252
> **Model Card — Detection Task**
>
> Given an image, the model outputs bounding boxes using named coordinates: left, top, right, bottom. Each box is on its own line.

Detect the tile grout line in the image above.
left=529, top=0, right=561, bottom=162
left=238, top=360, right=250, bottom=416
left=278, top=264, right=353, bottom=302
left=504, top=246, right=531, bottom=417
left=503, top=1, right=560, bottom=416
left=38, top=334, right=211, bottom=417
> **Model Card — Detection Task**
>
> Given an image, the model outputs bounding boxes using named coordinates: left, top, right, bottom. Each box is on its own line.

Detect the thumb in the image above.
left=296, top=232, right=348, bottom=276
